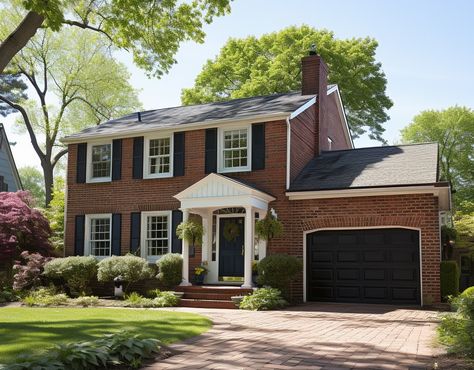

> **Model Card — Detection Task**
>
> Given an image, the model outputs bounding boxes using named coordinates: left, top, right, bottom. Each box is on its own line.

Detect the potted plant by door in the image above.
left=194, top=264, right=208, bottom=285
left=176, top=219, right=204, bottom=258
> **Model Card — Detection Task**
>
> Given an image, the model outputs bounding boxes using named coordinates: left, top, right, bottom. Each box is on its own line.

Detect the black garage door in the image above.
left=307, top=228, right=420, bottom=305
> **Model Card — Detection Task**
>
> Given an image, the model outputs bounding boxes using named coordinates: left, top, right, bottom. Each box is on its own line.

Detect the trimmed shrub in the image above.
left=438, top=292, right=474, bottom=357
left=461, top=286, right=474, bottom=298
left=13, top=252, right=54, bottom=291
left=97, top=255, right=154, bottom=293
left=153, top=291, right=179, bottom=307
left=73, top=296, right=99, bottom=307
left=43, top=256, right=98, bottom=297
left=0, top=286, right=19, bottom=303
left=257, top=254, right=302, bottom=298
left=124, top=291, right=180, bottom=308
left=440, top=260, right=460, bottom=299
left=240, top=288, right=287, bottom=311
left=157, top=253, right=183, bottom=288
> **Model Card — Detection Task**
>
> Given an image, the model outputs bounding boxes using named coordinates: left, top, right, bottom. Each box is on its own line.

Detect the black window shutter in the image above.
left=132, top=137, right=144, bottom=179
left=130, top=212, right=141, bottom=254
left=171, top=210, right=183, bottom=253
left=173, top=132, right=185, bottom=177
left=252, top=123, right=265, bottom=170
left=112, top=213, right=121, bottom=256
left=112, top=139, right=122, bottom=181
left=76, top=143, right=87, bottom=183
left=74, top=215, right=85, bottom=255
left=205, top=128, right=218, bottom=174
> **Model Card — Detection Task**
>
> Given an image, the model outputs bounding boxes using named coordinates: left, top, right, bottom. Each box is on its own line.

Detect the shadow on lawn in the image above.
left=0, top=313, right=211, bottom=364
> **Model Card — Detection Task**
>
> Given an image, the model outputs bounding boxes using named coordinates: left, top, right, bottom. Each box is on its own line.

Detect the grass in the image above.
left=0, top=307, right=211, bottom=364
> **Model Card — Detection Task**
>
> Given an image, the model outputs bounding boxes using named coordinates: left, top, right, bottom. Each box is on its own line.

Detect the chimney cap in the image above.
left=309, top=43, right=317, bottom=55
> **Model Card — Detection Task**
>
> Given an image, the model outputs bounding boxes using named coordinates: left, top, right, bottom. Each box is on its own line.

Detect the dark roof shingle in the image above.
left=289, top=143, right=439, bottom=191
left=63, top=91, right=317, bottom=141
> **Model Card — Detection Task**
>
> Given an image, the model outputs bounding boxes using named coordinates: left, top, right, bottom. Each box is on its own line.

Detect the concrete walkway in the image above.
left=146, top=303, right=444, bottom=369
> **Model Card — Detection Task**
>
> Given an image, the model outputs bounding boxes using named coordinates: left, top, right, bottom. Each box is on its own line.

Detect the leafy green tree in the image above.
left=0, top=73, right=27, bottom=116
left=0, top=0, right=231, bottom=75
left=400, top=107, right=474, bottom=201
left=181, top=25, right=393, bottom=141
left=44, top=177, right=65, bottom=252
left=18, top=166, right=44, bottom=207
left=0, top=4, right=141, bottom=206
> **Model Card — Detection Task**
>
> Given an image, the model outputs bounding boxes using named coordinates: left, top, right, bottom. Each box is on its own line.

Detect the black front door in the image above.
left=219, top=217, right=245, bottom=277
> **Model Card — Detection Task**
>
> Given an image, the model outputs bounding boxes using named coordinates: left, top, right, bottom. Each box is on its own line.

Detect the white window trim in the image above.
left=143, top=133, right=174, bottom=179
left=86, top=141, right=113, bottom=183
left=140, top=210, right=172, bottom=263
left=84, top=213, right=112, bottom=259
left=217, top=124, right=252, bottom=173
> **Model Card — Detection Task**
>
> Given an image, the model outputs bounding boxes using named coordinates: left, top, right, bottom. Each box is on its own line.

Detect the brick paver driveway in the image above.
left=147, top=303, right=444, bottom=370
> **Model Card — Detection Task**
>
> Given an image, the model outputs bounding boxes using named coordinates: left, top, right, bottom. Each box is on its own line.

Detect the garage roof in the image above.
left=289, top=143, right=440, bottom=191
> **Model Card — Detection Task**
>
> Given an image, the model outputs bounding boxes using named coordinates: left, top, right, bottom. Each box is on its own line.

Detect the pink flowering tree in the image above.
left=0, top=191, right=53, bottom=280
left=13, top=251, right=54, bottom=290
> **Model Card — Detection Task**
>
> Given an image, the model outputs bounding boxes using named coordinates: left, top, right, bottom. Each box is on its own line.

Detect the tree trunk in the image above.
left=42, top=161, right=54, bottom=207
left=0, top=11, right=44, bottom=74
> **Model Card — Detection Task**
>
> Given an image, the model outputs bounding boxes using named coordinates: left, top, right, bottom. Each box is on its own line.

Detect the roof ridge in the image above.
left=137, top=91, right=307, bottom=114
left=321, top=142, right=438, bottom=154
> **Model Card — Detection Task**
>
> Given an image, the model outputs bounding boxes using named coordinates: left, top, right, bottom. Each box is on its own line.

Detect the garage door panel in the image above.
left=337, top=251, right=358, bottom=262
left=312, top=251, right=332, bottom=263
left=392, top=269, right=417, bottom=281
left=337, top=269, right=359, bottom=281
left=364, top=286, right=388, bottom=300
left=307, top=228, right=420, bottom=305
left=363, top=250, right=386, bottom=262
left=364, top=269, right=386, bottom=281
left=337, top=286, right=360, bottom=299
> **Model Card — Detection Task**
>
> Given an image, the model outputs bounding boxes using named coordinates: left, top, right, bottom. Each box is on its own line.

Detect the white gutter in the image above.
left=286, top=184, right=451, bottom=211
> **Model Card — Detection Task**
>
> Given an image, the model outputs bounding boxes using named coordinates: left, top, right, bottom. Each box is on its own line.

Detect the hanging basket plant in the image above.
left=255, top=211, right=283, bottom=241
left=223, top=220, right=240, bottom=242
left=176, top=220, right=203, bottom=247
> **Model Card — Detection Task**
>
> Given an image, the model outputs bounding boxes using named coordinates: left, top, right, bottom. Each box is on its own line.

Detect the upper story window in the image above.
left=218, top=126, right=251, bottom=173
left=144, top=135, right=173, bottom=178
left=141, top=211, right=171, bottom=262
left=85, top=214, right=112, bottom=257
left=87, top=142, right=112, bottom=182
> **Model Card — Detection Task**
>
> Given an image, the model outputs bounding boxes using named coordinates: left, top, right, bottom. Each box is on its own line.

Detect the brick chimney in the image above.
left=301, top=45, right=328, bottom=155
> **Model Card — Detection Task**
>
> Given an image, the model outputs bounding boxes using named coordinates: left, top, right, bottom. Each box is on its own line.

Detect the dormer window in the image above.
left=87, top=142, right=112, bottom=182
left=144, top=134, right=173, bottom=179
left=218, top=126, right=251, bottom=173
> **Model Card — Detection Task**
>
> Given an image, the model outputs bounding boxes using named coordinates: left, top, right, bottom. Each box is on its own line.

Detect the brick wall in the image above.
left=289, top=106, right=316, bottom=182
left=322, top=92, right=351, bottom=151
left=265, top=193, right=441, bottom=303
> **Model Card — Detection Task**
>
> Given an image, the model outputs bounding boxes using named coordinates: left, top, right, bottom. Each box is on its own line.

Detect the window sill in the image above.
left=218, top=167, right=251, bottom=174
left=143, top=173, right=173, bottom=180
left=87, top=177, right=112, bottom=184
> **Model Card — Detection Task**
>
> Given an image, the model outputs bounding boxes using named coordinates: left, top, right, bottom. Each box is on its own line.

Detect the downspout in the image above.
left=286, top=116, right=291, bottom=190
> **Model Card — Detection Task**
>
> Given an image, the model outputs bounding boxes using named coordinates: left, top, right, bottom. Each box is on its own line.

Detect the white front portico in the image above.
left=174, top=173, right=275, bottom=288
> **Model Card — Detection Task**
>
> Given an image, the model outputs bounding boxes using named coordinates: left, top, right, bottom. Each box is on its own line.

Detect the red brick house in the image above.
left=62, top=51, right=450, bottom=305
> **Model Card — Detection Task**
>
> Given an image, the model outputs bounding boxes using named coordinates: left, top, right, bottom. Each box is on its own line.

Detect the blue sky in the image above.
left=5, top=0, right=474, bottom=169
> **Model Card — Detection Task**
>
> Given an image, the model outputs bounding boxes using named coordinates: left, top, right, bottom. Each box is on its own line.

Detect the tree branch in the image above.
left=62, top=19, right=113, bottom=42
left=0, top=11, right=44, bottom=74
left=0, top=95, right=45, bottom=162
left=52, top=148, right=68, bottom=168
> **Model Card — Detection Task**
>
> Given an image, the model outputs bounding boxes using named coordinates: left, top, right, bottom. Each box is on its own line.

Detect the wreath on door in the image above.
left=223, top=220, right=240, bottom=242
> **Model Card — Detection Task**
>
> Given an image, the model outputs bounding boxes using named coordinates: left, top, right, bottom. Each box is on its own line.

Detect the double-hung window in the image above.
left=87, top=143, right=112, bottom=182
left=85, top=214, right=112, bottom=257
left=144, top=135, right=173, bottom=178
left=141, top=211, right=170, bottom=262
left=219, top=126, right=251, bottom=172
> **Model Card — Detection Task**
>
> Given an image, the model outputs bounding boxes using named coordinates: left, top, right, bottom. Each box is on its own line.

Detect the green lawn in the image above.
left=0, top=307, right=211, bottom=364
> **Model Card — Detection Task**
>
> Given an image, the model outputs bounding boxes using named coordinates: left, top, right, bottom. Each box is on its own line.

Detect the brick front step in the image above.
left=179, top=298, right=237, bottom=309
left=175, top=285, right=253, bottom=309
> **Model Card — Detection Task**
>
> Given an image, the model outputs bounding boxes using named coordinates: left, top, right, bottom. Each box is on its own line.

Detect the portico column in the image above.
left=201, top=211, right=211, bottom=263
left=180, top=209, right=191, bottom=286
left=242, top=205, right=254, bottom=288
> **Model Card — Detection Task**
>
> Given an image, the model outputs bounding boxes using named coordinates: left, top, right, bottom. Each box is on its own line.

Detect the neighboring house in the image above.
left=0, top=123, right=22, bottom=192
left=62, top=51, right=450, bottom=305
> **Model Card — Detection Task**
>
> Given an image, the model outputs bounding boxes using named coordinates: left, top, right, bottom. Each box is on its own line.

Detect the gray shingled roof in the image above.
left=289, top=143, right=439, bottom=191
left=63, top=91, right=320, bottom=142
